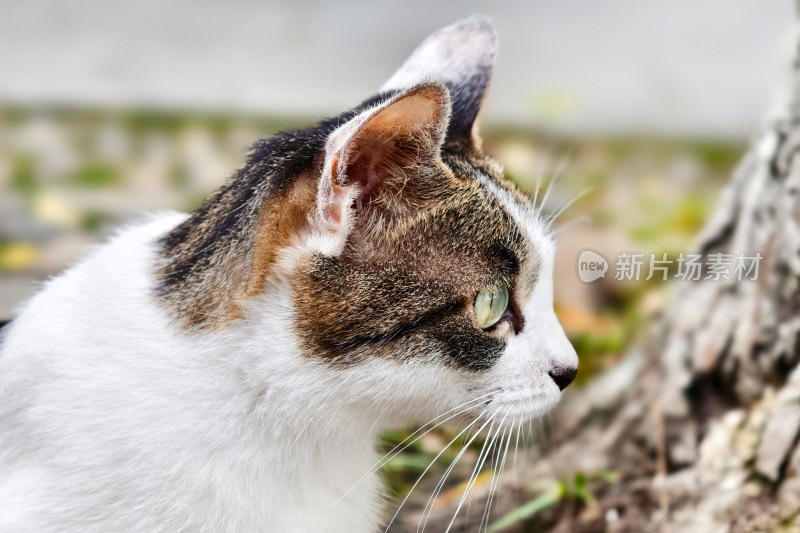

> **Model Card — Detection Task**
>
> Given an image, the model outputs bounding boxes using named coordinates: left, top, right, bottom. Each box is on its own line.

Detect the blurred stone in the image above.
left=755, top=369, right=800, bottom=482
left=778, top=445, right=800, bottom=520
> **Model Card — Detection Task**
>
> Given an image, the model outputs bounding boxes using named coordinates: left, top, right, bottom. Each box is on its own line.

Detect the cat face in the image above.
left=283, top=20, right=576, bottom=424
left=159, top=18, right=577, bottom=427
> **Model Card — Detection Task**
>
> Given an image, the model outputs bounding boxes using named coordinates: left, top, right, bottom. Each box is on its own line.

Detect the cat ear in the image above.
left=316, top=83, right=450, bottom=250
left=380, top=17, right=496, bottom=151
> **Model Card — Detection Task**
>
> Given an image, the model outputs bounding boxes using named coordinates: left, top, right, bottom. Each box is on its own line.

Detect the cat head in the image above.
left=160, top=17, right=577, bottom=427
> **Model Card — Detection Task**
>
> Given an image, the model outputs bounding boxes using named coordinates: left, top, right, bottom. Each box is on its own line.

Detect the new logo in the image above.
left=577, top=250, right=608, bottom=283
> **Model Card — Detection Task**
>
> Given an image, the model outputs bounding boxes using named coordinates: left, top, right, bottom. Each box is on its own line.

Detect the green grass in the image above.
left=69, top=162, right=121, bottom=188
left=490, top=470, right=620, bottom=532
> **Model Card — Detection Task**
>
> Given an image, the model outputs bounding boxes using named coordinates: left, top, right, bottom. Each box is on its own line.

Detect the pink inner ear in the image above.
left=327, top=153, right=347, bottom=225
left=324, top=85, right=447, bottom=228
left=326, top=143, right=389, bottom=231
left=347, top=141, right=385, bottom=207
left=329, top=184, right=350, bottom=225
left=327, top=146, right=383, bottom=226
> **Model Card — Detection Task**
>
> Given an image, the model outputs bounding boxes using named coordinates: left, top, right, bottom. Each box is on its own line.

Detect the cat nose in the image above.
left=548, top=365, right=577, bottom=391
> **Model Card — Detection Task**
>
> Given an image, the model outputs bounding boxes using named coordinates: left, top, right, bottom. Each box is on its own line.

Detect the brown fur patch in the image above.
left=247, top=169, right=317, bottom=297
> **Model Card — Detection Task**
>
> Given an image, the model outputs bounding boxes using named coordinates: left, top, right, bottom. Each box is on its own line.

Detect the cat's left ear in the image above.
left=315, top=83, right=450, bottom=252
left=381, top=17, right=497, bottom=151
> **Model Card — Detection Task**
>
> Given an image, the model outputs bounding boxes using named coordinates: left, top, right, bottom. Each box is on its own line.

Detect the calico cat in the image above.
left=0, top=17, right=577, bottom=532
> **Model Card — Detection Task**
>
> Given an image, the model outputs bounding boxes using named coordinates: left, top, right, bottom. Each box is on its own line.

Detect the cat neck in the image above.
left=190, top=302, right=388, bottom=529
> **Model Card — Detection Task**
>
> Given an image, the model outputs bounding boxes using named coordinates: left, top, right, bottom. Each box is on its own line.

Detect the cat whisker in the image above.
left=544, top=186, right=595, bottom=232
left=445, top=410, right=507, bottom=532
left=530, top=152, right=546, bottom=213
left=417, top=453, right=461, bottom=532
left=329, top=393, right=494, bottom=510
left=508, top=419, right=524, bottom=518
left=550, top=213, right=592, bottom=236
left=384, top=410, right=495, bottom=532
left=462, top=420, right=498, bottom=526
left=478, top=431, right=505, bottom=531
left=535, top=150, right=573, bottom=217
left=363, top=405, right=391, bottom=447
left=450, top=420, right=497, bottom=532
left=529, top=415, right=535, bottom=449
left=417, top=416, right=488, bottom=532
left=512, top=419, right=522, bottom=482
left=477, top=426, right=504, bottom=532
left=482, top=419, right=514, bottom=531
left=366, top=392, right=492, bottom=472
left=479, top=414, right=510, bottom=531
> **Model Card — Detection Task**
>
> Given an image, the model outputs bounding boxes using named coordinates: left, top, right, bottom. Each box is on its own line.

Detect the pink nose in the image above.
left=548, top=365, right=577, bottom=391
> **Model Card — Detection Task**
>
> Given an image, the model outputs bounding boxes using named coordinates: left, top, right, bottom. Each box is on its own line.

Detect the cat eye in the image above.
left=474, top=284, right=509, bottom=329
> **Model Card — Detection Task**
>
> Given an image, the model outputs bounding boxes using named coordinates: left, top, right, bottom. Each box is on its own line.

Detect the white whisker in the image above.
left=327, top=393, right=493, bottom=510
left=544, top=186, right=594, bottom=232
left=477, top=427, right=503, bottom=532
left=480, top=422, right=509, bottom=531
left=536, top=151, right=572, bottom=217
left=551, top=213, right=592, bottom=236
left=483, top=422, right=514, bottom=531
left=512, top=419, right=522, bottom=484
left=446, top=411, right=507, bottom=532
left=531, top=153, right=546, bottom=211
left=384, top=412, right=494, bottom=533
left=418, top=410, right=494, bottom=532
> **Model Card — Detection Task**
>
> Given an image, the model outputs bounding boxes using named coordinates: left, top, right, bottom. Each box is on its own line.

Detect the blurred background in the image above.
left=0, top=0, right=795, bottom=523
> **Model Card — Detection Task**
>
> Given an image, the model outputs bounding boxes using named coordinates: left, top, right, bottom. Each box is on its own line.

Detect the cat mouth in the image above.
left=478, top=387, right=562, bottom=425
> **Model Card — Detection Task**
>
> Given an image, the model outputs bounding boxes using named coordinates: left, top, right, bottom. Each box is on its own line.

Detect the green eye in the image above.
left=474, top=284, right=509, bottom=329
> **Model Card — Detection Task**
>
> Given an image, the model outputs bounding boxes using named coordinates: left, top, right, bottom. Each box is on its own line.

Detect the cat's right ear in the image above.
left=314, top=83, right=450, bottom=254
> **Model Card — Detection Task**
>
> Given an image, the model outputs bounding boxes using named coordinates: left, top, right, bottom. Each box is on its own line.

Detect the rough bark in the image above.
left=394, top=3, right=800, bottom=532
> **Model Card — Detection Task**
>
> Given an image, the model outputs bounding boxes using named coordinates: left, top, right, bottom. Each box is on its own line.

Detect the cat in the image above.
left=0, top=17, right=578, bottom=532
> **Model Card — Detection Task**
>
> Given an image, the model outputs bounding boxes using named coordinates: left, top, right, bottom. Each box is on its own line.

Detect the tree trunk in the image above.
left=395, top=3, right=800, bottom=531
